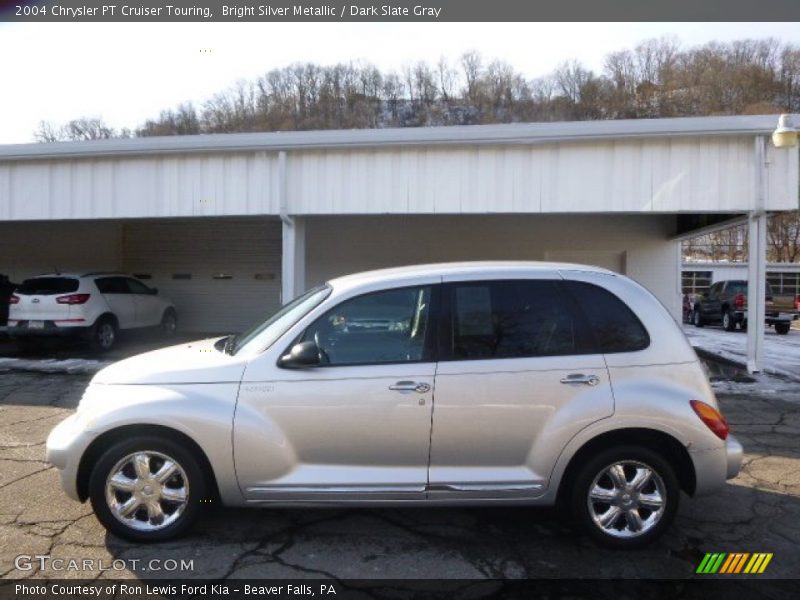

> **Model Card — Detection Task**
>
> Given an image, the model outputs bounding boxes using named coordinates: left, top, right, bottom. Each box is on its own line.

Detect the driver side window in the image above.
left=301, top=286, right=433, bottom=366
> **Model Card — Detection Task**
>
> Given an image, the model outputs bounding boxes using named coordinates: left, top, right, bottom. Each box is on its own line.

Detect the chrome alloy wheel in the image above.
left=105, top=451, right=189, bottom=532
left=587, top=461, right=666, bottom=539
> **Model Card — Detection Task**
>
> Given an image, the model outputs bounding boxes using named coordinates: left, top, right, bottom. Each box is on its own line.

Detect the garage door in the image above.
left=122, top=218, right=282, bottom=333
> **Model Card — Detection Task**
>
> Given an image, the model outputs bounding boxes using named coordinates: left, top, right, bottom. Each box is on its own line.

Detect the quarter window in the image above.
left=563, top=281, right=649, bottom=353
left=449, top=280, right=580, bottom=359
left=302, top=286, right=433, bottom=366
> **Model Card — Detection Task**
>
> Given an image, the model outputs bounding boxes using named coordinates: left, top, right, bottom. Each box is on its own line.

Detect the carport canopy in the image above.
left=1, top=115, right=798, bottom=372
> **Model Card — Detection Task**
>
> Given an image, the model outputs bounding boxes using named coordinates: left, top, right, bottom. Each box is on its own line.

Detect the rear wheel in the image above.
left=775, top=322, right=791, bottom=335
left=722, top=310, right=736, bottom=332
left=90, top=317, right=117, bottom=352
left=570, top=446, right=679, bottom=549
left=89, top=436, right=206, bottom=542
left=693, top=309, right=704, bottom=328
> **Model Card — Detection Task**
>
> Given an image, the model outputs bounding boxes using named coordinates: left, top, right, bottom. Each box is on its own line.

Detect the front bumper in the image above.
left=45, top=413, right=98, bottom=502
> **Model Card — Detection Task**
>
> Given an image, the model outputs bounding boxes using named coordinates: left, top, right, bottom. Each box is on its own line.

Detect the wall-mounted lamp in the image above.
left=772, top=114, right=799, bottom=148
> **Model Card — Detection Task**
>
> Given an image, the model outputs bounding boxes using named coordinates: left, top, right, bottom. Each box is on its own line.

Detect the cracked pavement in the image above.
left=0, top=371, right=799, bottom=581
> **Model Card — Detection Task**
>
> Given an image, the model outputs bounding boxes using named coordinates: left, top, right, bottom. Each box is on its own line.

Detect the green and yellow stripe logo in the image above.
left=696, top=552, right=773, bottom=574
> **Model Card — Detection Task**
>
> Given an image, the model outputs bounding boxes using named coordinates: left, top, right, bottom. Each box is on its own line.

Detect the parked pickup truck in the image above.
left=692, top=279, right=799, bottom=335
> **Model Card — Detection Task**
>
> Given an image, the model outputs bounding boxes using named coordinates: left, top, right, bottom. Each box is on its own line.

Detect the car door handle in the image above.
left=389, top=381, right=431, bottom=393
left=560, top=373, right=600, bottom=386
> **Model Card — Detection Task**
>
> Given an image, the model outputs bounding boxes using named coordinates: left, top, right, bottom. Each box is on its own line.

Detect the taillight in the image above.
left=734, top=293, right=745, bottom=309
left=9, top=294, right=19, bottom=304
left=690, top=400, right=730, bottom=440
left=56, top=293, right=91, bottom=305
left=796, top=295, right=800, bottom=311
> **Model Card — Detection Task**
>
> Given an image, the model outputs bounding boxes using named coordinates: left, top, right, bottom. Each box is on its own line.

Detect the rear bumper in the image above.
left=737, top=311, right=798, bottom=323
left=725, top=435, right=744, bottom=480
left=690, top=434, right=743, bottom=496
left=7, top=322, right=91, bottom=338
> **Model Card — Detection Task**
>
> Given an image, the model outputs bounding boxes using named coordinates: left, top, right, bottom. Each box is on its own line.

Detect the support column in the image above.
left=746, top=136, right=768, bottom=373
left=281, top=217, right=305, bottom=304
left=278, top=149, right=306, bottom=304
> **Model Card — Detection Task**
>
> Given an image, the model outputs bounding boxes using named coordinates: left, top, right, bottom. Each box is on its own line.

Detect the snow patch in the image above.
left=683, top=324, right=800, bottom=383
left=0, top=357, right=109, bottom=374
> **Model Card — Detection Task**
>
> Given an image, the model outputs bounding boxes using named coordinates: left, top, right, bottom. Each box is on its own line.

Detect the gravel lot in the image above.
left=1, top=370, right=799, bottom=582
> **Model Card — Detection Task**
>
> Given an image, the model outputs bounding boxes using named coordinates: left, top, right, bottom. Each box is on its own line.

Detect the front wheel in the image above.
left=775, top=322, right=791, bottom=335
left=570, top=446, right=679, bottom=549
left=89, top=436, right=207, bottom=542
left=161, top=309, right=178, bottom=338
left=693, top=309, right=704, bottom=328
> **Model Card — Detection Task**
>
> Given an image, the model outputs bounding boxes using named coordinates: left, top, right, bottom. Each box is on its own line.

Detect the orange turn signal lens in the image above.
left=690, top=400, right=730, bottom=440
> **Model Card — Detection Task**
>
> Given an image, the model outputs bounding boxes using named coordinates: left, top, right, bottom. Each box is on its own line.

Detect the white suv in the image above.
left=9, top=273, right=177, bottom=351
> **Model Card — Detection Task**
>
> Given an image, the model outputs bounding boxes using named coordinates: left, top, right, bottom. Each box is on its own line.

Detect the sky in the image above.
left=1, top=21, right=799, bottom=144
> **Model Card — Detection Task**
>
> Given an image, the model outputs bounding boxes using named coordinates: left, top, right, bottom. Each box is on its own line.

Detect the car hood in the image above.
left=92, top=337, right=247, bottom=385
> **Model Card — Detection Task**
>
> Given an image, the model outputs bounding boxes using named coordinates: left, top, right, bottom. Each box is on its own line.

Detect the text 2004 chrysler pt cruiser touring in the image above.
left=46, top=262, right=742, bottom=548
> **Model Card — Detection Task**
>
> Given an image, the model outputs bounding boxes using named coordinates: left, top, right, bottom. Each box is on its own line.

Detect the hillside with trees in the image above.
left=33, top=37, right=800, bottom=263
left=35, top=37, right=800, bottom=139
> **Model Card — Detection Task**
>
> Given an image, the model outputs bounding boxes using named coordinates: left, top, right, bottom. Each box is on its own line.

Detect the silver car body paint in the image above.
left=46, top=262, right=742, bottom=509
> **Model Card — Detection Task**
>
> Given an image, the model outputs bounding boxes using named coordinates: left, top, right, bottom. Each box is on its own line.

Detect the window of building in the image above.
left=681, top=271, right=713, bottom=295
left=767, top=272, right=800, bottom=296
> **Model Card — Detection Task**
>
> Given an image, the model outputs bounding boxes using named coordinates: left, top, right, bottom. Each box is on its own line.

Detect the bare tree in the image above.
left=34, top=117, right=119, bottom=142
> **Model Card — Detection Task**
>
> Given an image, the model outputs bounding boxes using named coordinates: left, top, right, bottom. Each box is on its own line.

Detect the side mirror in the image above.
left=278, top=341, right=322, bottom=369
left=150, top=287, right=159, bottom=295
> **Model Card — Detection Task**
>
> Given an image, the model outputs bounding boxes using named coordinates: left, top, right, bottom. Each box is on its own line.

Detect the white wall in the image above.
left=2, top=135, right=797, bottom=221
left=289, top=137, right=797, bottom=215
left=305, top=214, right=681, bottom=319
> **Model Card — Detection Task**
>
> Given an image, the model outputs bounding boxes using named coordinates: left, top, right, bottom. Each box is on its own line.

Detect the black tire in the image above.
left=693, top=309, right=704, bottom=328
left=90, top=316, right=118, bottom=352
left=569, top=445, right=679, bottom=549
left=88, top=435, right=207, bottom=542
left=161, top=309, right=178, bottom=338
left=775, top=322, right=791, bottom=335
left=722, top=310, right=736, bottom=332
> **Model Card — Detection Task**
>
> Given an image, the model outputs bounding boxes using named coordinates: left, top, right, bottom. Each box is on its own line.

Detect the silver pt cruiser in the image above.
left=46, top=262, right=742, bottom=548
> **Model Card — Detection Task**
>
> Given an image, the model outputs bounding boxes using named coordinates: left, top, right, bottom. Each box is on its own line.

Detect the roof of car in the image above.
left=327, top=261, right=615, bottom=290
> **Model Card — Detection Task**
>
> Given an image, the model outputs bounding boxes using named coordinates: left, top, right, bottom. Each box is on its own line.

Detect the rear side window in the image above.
left=563, top=281, right=649, bottom=353
left=126, top=278, right=152, bottom=295
left=448, top=280, right=582, bottom=359
left=17, top=277, right=78, bottom=295
left=95, top=277, right=130, bottom=294
left=727, top=281, right=747, bottom=295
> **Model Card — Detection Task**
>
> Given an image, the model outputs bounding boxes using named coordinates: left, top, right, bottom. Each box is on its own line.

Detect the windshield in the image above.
left=229, top=285, right=331, bottom=356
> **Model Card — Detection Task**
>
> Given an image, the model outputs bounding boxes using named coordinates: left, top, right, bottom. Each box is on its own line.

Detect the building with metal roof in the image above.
left=1, top=115, right=798, bottom=371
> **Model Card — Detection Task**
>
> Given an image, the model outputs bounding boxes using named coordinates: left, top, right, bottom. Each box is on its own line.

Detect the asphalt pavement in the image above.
left=0, top=369, right=799, bottom=581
